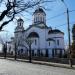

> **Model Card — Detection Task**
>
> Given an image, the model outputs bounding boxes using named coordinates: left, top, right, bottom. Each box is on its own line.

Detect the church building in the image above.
left=7, top=7, right=65, bottom=58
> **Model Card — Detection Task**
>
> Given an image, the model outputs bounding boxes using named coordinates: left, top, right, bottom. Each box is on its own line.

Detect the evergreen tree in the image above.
left=71, top=24, right=75, bottom=58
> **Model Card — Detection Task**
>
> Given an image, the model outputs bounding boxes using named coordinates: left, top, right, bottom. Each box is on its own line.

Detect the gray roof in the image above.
left=48, top=29, right=64, bottom=34
left=17, top=18, right=24, bottom=22
left=33, top=8, right=46, bottom=15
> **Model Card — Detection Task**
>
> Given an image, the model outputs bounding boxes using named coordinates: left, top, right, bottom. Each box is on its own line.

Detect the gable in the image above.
left=25, top=25, right=44, bottom=32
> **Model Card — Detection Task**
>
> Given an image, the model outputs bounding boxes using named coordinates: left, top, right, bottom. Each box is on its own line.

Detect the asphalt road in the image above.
left=0, top=59, right=75, bottom=75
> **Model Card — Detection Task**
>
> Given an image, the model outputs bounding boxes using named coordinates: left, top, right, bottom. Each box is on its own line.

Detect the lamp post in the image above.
left=61, top=0, right=72, bottom=67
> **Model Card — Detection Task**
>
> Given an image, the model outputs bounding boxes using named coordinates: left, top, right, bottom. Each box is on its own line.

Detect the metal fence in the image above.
left=0, top=52, right=75, bottom=65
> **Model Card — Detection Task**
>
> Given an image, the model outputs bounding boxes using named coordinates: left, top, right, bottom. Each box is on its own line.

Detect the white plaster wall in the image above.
left=46, top=41, right=55, bottom=49
left=24, top=26, right=64, bottom=51
left=48, top=33, right=64, bottom=49
left=31, top=38, right=39, bottom=49
left=26, top=26, right=46, bottom=49
left=10, top=25, right=65, bottom=57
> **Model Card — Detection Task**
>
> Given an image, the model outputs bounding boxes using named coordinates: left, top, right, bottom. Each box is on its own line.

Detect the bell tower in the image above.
left=15, top=18, right=24, bottom=32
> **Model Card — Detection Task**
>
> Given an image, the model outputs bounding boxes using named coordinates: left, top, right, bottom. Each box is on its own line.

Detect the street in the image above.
left=0, top=59, right=75, bottom=75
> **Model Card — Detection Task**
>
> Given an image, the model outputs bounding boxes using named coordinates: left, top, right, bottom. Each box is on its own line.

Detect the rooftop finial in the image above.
left=36, top=0, right=41, bottom=9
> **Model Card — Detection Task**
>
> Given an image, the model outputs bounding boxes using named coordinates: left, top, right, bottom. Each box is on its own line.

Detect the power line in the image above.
left=69, top=10, right=75, bottom=12
left=47, top=10, right=75, bottom=21
left=13, top=9, right=75, bottom=27
left=47, top=12, right=66, bottom=21
left=14, top=9, right=75, bottom=23
left=54, top=21, right=75, bottom=29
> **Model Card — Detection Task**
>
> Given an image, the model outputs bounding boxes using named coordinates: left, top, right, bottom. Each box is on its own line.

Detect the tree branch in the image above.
left=0, top=11, right=15, bottom=30
left=0, top=0, right=54, bottom=31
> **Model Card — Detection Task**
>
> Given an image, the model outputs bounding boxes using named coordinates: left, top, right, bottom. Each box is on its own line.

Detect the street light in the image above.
left=61, top=0, right=72, bottom=67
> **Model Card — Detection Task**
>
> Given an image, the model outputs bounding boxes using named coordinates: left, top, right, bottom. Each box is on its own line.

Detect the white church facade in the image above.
left=7, top=8, right=65, bottom=58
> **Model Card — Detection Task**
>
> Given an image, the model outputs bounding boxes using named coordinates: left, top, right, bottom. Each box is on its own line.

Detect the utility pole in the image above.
left=61, top=0, right=72, bottom=67
left=67, top=8, right=72, bottom=67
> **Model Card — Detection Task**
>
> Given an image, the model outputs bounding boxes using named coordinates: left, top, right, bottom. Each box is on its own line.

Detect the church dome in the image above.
left=33, top=8, right=45, bottom=14
left=32, top=7, right=46, bottom=25
left=17, top=18, right=24, bottom=22
left=48, top=29, right=64, bottom=34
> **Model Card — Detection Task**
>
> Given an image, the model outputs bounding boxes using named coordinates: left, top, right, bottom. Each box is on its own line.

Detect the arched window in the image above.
left=35, top=17, right=37, bottom=22
left=35, top=39, right=37, bottom=45
left=49, top=41, right=50, bottom=46
left=41, top=16, right=43, bottom=22
left=20, top=22, right=22, bottom=26
left=40, top=16, right=42, bottom=22
left=57, top=40, right=59, bottom=46
left=38, top=14, right=40, bottom=22
left=34, top=17, right=36, bottom=23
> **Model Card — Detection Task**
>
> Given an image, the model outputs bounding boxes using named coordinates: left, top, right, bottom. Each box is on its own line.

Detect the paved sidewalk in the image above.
left=5, top=57, right=75, bottom=70
left=0, top=59, right=75, bottom=75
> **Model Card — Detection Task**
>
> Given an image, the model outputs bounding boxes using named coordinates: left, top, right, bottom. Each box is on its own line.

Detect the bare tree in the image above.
left=0, top=0, right=54, bottom=31
left=25, top=37, right=34, bottom=63
left=0, top=35, right=7, bottom=58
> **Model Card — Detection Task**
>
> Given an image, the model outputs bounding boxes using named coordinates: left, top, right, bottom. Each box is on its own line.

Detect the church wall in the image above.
left=31, top=38, right=39, bottom=49
left=47, top=33, right=64, bottom=49
left=26, top=27, right=46, bottom=49
left=7, top=7, right=65, bottom=58
left=46, top=41, right=55, bottom=49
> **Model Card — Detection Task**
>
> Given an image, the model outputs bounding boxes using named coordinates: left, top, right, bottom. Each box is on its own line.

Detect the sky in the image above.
left=0, top=0, right=75, bottom=48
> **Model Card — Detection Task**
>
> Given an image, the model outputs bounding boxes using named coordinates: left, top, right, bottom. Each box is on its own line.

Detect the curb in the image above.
left=32, top=61, right=75, bottom=70
left=1, top=57, right=75, bottom=70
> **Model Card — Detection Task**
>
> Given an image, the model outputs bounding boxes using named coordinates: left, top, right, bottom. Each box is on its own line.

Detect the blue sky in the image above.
left=0, top=0, right=75, bottom=47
